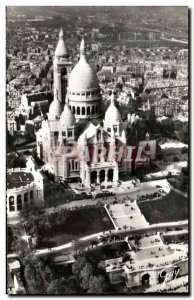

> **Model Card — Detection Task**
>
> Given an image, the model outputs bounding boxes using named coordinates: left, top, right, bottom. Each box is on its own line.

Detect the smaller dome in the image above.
left=60, top=104, right=76, bottom=127
left=55, top=28, right=68, bottom=57
left=48, top=97, right=63, bottom=120
left=105, top=94, right=121, bottom=124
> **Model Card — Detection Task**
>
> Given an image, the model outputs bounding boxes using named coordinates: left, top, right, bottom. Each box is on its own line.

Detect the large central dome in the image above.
left=68, top=38, right=99, bottom=92
left=68, top=38, right=102, bottom=120
left=68, top=56, right=99, bottom=92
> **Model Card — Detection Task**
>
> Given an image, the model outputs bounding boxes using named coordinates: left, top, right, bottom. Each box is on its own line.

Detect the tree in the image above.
left=72, top=254, right=109, bottom=294
left=80, top=262, right=94, bottom=291
left=87, top=275, right=107, bottom=294
left=72, top=256, right=87, bottom=279
left=20, top=205, right=50, bottom=247
left=24, top=255, right=53, bottom=294
left=7, top=153, right=26, bottom=168
left=178, top=122, right=188, bottom=144
left=45, top=277, right=77, bottom=294
left=24, top=255, right=73, bottom=294
left=14, top=237, right=31, bottom=261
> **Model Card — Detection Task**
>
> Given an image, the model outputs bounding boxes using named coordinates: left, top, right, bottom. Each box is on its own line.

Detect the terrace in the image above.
left=103, top=233, right=188, bottom=279
left=7, top=171, right=34, bottom=189
left=107, top=201, right=149, bottom=230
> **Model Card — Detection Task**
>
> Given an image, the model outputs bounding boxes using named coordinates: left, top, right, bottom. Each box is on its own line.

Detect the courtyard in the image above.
left=138, top=190, right=188, bottom=224
left=38, top=206, right=114, bottom=249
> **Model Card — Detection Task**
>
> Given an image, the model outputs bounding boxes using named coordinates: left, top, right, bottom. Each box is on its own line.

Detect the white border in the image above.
left=0, top=1, right=192, bottom=299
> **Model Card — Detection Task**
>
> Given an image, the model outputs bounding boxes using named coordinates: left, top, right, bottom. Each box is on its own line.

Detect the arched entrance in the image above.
left=100, top=170, right=105, bottom=183
left=108, top=169, right=114, bottom=182
left=91, top=171, right=97, bottom=184
left=141, top=273, right=150, bottom=286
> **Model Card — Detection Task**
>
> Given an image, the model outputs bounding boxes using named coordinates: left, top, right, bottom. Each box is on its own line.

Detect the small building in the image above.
left=20, top=91, right=53, bottom=119
left=7, top=156, right=45, bottom=223
left=7, top=259, right=25, bottom=294
left=139, top=132, right=157, bottom=160
left=6, top=109, right=17, bottom=135
left=103, top=234, right=188, bottom=288
left=159, top=140, right=188, bottom=156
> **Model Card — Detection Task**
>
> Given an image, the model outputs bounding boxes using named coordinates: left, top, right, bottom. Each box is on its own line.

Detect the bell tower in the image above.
left=53, top=28, right=72, bottom=105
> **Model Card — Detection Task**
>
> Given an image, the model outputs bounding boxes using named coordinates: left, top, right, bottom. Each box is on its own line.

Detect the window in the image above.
left=62, top=131, right=66, bottom=137
left=86, top=92, right=90, bottom=96
left=69, top=162, right=71, bottom=171
left=77, top=107, right=80, bottom=115
left=92, top=106, right=95, bottom=115
left=73, top=106, right=75, bottom=114
left=81, top=93, right=85, bottom=96
left=9, top=196, right=15, bottom=212
left=113, top=126, right=117, bottom=133
left=97, top=130, right=101, bottom=140
left=77, top=93, right=80, bottom=96
left=68, top=130, right=72, bottom=137
left=54, top=132, right=59, bottom=146
left=75, top=162, right=78, bottom=170
left=87, top=106, right=90, bottom=115
left=30, top=191, right=33, bottom=200
left=107, top=127, right=111, bottom=132
left=82, top=107, right=85, bottom=115
left=24, top=193, right=28, bottom=204
left=72, top=160, right=74, bottom=170
left=17, top=195, right=22, bottom=211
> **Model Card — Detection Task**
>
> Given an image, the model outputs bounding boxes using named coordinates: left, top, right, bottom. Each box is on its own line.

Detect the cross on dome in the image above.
left=59, top=27, right=64, bottom=39
left=111, top=90, right=115, bottom=104
left=54, top=88, right=58, bottom=99
left=65, top=93, right=69, bottom=104
left=80, top=37, right=86, bottom=57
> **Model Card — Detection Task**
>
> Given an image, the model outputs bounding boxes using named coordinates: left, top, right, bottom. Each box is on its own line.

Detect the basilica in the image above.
left=36, top=28, right=154, bottom=187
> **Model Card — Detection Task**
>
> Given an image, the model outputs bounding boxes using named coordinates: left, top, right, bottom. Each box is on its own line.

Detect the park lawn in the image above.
left=138, top=190, right=189, bottom=224
left=39, top=206, right=114, bottom=249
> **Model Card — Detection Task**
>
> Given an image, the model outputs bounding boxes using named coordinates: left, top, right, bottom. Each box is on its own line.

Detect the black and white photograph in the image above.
left=5, top=4, right=189, bottom=295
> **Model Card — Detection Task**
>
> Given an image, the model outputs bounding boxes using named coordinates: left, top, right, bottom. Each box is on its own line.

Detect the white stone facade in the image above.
left=7, top=159, right=44, bottom=219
